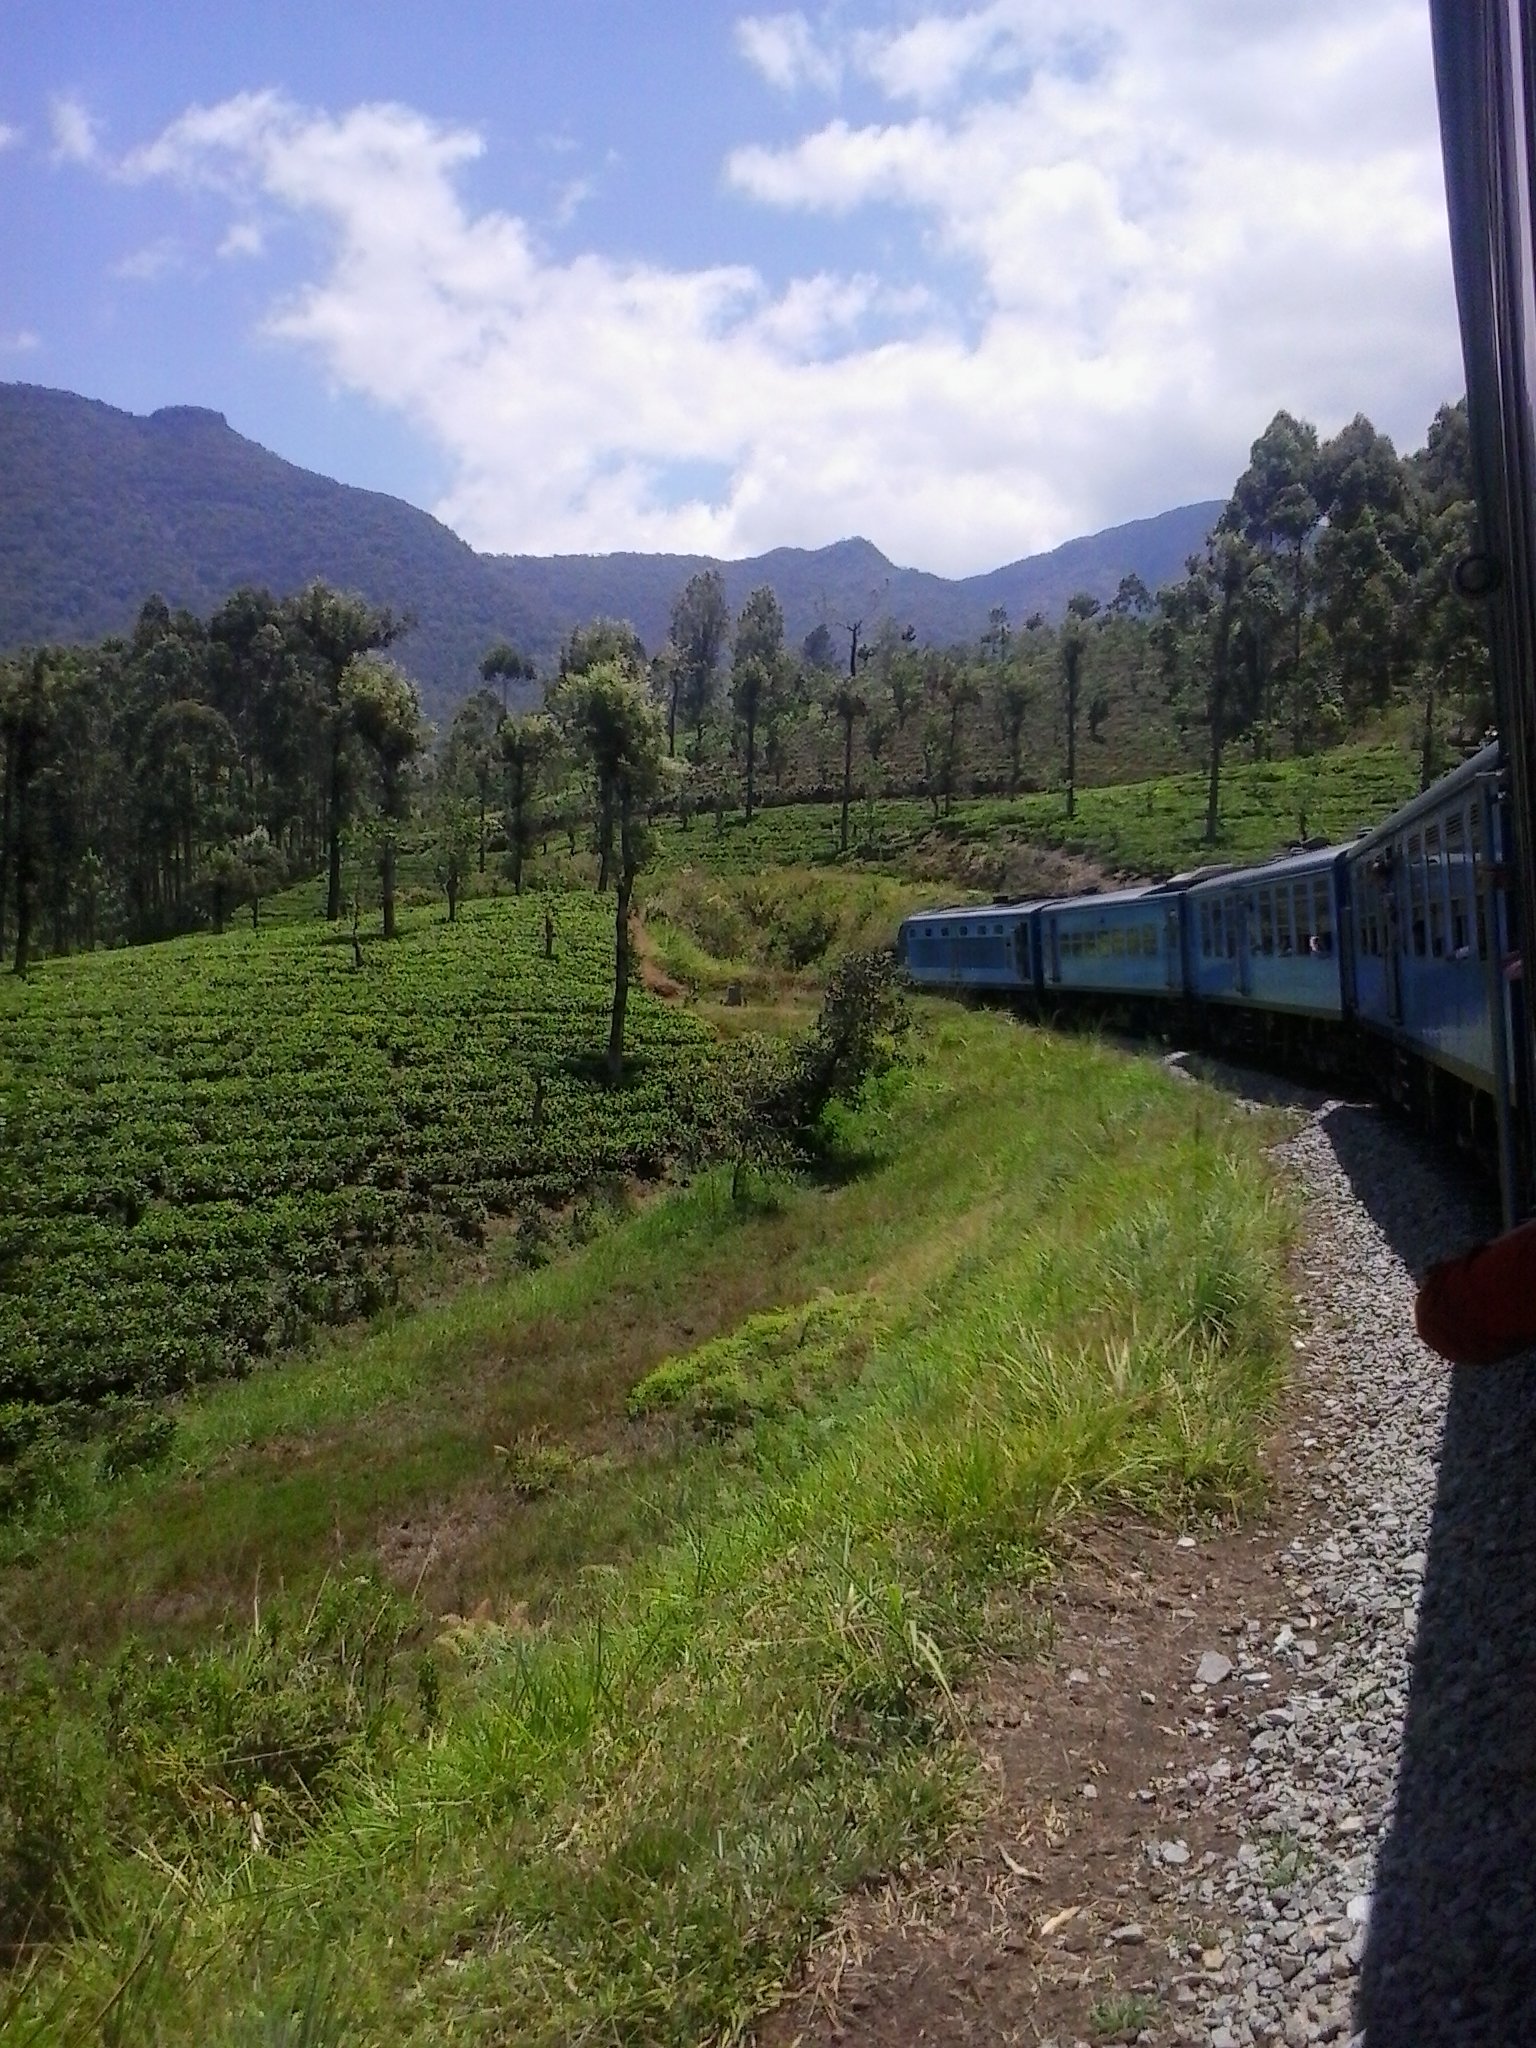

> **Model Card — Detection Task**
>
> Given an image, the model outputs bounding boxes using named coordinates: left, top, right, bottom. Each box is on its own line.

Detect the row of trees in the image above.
left=0, top=584, right=424, bottom=972
left=1, top=398, right=1492, bottom=974
left=557, top=400, right=1492, bottom=847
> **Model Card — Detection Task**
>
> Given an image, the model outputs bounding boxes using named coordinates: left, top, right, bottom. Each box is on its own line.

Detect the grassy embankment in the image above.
left=646, top=739, right=1418, bottom=883
left=2, top=979, right=1296, bottom=2042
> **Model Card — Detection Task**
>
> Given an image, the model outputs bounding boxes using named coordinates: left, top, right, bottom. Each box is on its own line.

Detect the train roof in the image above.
left=1186, top=842, right=1353, bottom=891
left=1348, top=739, right=1501, bottom=858
left=899, top=899, right=1033, bottom=928
left=1035, top=884, right=1159, bottom=916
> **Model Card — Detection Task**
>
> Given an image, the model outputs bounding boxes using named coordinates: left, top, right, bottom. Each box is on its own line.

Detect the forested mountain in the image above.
left=0, top=382, right=1487, bottom=972
left=0, top=382, right=1219, bottom=720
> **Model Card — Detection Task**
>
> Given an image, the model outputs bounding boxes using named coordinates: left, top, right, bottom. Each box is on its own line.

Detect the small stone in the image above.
left=1108, top=1923, right=1145, bottom=1945
left=1160, top=1839, right=1192, bottom=1866
left=1345, top=1895, right=1371, bottom=1928
left=1067, top=1668, right=1090, bottom=1685
left=1080, top=1782, right=1098, bottom=1800
left=1178, top=1534, right=1198, bottom=1549
left=1197, top=1650, right=1234, bottom=1686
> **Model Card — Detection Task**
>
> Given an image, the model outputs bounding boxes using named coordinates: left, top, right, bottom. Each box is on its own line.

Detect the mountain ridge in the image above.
left=0, top=381, right=1221, bottom=722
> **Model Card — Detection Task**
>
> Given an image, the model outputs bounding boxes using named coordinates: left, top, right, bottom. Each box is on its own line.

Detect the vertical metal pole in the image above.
left=1480, top=773, right=1522, bottom=1222
left=1430, top=0, right=1536, bottom=1214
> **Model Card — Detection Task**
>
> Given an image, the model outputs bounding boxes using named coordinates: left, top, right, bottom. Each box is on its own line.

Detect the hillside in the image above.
left=0, top=381, right=1219, bottom=721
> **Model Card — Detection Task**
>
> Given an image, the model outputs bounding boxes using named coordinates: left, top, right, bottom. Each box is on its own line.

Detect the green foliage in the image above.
left=0, top=1666, right=106, bottom=1959
left=493, top=1431, right=583, bottom=1499
left=627, top=1292, right=883, bottom=1430
left=705, top=950, right=911, bottom=1193
left=651, top=740, right=1417, bottom=885
left=99, top=1572, right=414, bottom=1859
left=0, top=894, right=714, bottom=1420
left=0, top=1011, right=1295, bottom=2043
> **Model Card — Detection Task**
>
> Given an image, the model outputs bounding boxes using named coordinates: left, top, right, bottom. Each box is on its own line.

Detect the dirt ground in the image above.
left=755, top=1409, right=1311, bottom=2048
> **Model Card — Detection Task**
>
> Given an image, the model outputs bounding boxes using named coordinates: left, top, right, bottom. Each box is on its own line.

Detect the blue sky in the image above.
left=2, top=1, right=1463, bottom=575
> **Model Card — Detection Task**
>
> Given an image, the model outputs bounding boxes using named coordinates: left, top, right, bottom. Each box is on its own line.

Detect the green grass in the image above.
left=645, top=739, right=1418, bottom=885
left=0, top=1006, right=1295, bottom=2044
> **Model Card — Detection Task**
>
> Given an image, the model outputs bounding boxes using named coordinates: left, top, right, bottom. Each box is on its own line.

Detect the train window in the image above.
left=1470, top=802, right=1488, bottom=959
left=1258, top=891, right=1275, bottom=955
left=1407, top=833, right=1426, bottom=956
left=1445, top=812, right=1469, bottom=956
left=1312, top=877, right=1333, bottom=956
left=1199, top=902, right=1212, bottom=958
left=1276, top=890, right=1294, bottom=956
left=1111, top=927, right=1125, bottom=957
left=1425, top=823, right=1446, bottom=957
left=1225, top=899, right=1237, bottom=958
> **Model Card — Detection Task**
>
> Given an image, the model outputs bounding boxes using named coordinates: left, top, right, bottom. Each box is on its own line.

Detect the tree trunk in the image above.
left=0, top=741, right=14, bottom=958
left=381, top=832, right=397, bottom=940
left=839, top=716, right=853, bottom=853
left=1064, top=666, right=1079, bottom=820
left=447, top=873, right=459, bottom=923
left=325, top=747, right=344, bottom=922
left=1205, top=722, right=1223, bottom=845
left=607, top=812, right=634, bottom=1082
left=13, top=816, right=33, bottom=976
left=745, top=714, right=757, bottom=823
left=1420, top=674, right=1437, bottom=793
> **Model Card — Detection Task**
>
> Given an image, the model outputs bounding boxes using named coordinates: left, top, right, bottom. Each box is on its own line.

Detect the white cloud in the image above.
left=735, top=12, right=842, bottom=94
left=0, top=123, right=22, bottom=153
left=552, top=176, right=595, bottom=228
left=119, top=5, right=1461, bottom=577
left=110, top=235, right=183, bottom=281
left=218, top=219, right=266, bottom=259
left=0, top=328, right=41, bottom=354
left=49, top=94, right=100, bottom=165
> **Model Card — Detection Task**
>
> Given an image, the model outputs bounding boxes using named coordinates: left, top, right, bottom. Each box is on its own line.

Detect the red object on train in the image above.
left=1415, top=1217, right=1536, bottom=1364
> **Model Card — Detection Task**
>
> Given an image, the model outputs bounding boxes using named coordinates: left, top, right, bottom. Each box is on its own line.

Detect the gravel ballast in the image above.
left=1141, top=1087, right=1536, bottom=2048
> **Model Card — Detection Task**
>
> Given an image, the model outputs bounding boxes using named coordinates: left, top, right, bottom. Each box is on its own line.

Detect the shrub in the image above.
left=96, top=1401, right=177, bottom=1483
left=0, top=1670, right=105, bottom=1959
left=101, top=1573, right=416, bottom=1857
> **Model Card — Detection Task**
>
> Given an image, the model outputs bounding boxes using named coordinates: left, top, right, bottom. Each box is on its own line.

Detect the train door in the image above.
left=1382, top=852, right=1404, bottom=1025
left=1163, top=904, right=1181, bottom=991
left=1236, top=889, right=1252, bottom=999
left=1044, top=915, right=1060, bottom=987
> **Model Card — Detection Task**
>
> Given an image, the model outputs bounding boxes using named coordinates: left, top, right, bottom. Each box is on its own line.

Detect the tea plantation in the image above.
left=0, top=895, right=713, bottom=1412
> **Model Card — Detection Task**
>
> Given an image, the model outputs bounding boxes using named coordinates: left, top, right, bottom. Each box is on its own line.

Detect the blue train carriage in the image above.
left=895, top=900, right=1037, bottom=993
left=1037, top=883, right=1187, bottom=1000
left=1344, top=743, right=1520, bottom=1166
left=1184, top=844, right=1351, bottom=1031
